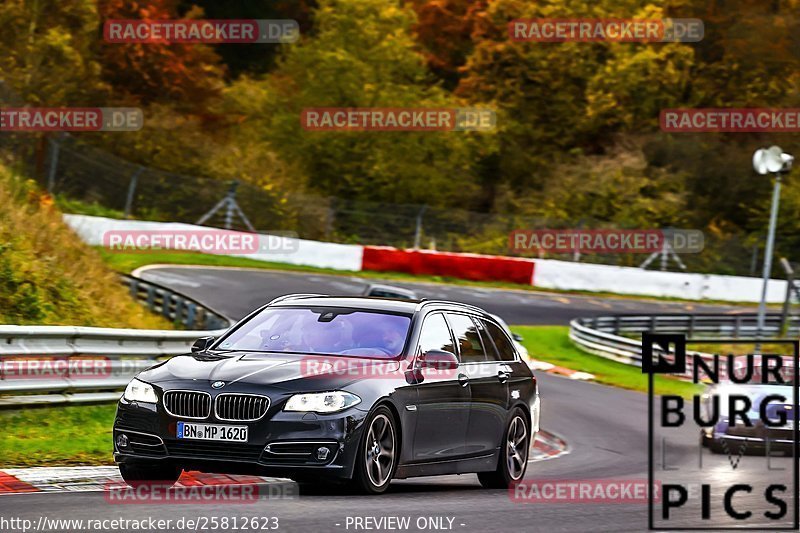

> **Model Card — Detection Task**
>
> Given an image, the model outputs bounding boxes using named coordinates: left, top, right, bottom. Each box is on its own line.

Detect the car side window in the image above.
left=417, top=313, right=456, bottom=356
left=476, top=320, right=502, bottom=361
left=483, top=320, right=517, bottom=361
left=446, top=313, right=486, bottom=363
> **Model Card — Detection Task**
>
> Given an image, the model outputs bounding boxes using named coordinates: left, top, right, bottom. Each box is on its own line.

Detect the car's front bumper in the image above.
left=113, top=398, right=369, bottom=480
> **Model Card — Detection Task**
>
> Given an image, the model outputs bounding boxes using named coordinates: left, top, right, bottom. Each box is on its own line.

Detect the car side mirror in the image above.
left=418, top=350, right=459, bottom=370
left=512, top=333, right=523, bottom=342
left=191, top=336, right=215, bottom=353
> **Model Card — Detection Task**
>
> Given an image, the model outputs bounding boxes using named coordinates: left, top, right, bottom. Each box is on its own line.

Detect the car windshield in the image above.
left=216, top=307, right=412, bottom=359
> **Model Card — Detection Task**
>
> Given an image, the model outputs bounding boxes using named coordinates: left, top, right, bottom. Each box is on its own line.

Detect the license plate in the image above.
left=177, top=421, right=248, bottom=442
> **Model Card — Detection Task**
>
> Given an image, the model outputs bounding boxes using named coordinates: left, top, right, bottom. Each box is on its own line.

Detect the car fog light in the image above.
left=316, top=447, right=330, bottom=460
left=116, top=434, right=129, bottom=449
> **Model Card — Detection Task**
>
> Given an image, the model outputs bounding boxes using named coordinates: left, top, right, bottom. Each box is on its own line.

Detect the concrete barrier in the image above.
left=532, top=259, right=786, bottom=303
left=362, top=246, right=535, bottom=284
left=64, top=214, right=787, bottom=303
left=64, top=214, right=363, bottom=271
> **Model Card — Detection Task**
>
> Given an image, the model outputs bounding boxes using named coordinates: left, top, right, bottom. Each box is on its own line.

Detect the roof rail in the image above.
left=416, top=300, right=486, bottom=314
left=267, top=293, right=328, bottom=305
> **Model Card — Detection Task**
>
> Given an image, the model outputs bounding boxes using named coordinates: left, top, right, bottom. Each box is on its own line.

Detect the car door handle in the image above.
left=457, top=373, right=470, bottom=387
left=497, top=370, right=510, bottom=383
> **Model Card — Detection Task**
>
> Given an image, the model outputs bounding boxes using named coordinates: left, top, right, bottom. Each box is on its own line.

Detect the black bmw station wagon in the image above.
left=114, top=295, right=540, bottom=493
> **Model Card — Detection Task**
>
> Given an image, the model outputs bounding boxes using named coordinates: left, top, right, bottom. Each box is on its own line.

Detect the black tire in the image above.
left=119, top=461, right=182, bottom=488
left=351, top=405, right=398, bottom=494
left=479, top=408, right=530, bottom=489
left=709, top=438, right=726, bottom=454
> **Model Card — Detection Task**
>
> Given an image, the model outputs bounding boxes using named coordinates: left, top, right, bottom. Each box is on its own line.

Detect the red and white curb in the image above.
left=0, top=467, right=284, bottom=495
left=0, top=431, right=567, bottom=495
left=530, top=429, right=570, bottom=463
left=529, top=360, right=595, bottom=381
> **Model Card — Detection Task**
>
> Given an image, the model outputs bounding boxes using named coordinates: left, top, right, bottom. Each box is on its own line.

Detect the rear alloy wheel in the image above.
left=352, top=406, right=397, bottom=494
left=479, top=409, right=530, bottom=489
left=119, top=461, right=182, bottom=488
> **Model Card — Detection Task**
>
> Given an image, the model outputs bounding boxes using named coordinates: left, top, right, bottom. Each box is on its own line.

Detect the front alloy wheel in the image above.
left=353, top=406, right=397, bottom=494
left=479, top=408, right=530, bottom=489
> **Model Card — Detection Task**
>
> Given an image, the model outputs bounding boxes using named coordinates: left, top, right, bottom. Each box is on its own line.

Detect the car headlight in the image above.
left=123, top=378, right=158, bottom=404
left=284, top=391, right=361, bottom=413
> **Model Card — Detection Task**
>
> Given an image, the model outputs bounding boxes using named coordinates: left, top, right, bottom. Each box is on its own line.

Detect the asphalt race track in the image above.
left=3, top=267, right=791, bottom=532
left=135, top=265, right=752, bottom=324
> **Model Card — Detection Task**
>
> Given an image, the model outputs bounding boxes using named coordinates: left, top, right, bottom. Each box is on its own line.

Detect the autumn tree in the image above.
left=96, top=0, right=226, bottom=109
left=0, top=0, right=108, bottom=105
left=406, top=0, right=488, bottom=89
left=241, top=0, right=492, bottom=207
left=457, top=0, right=696, bottom=191
left=182, top=0, right=318, bottom=78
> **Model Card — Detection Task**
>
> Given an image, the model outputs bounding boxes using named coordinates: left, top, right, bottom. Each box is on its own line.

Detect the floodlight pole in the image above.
left=756, top=173, right=782, bottom=341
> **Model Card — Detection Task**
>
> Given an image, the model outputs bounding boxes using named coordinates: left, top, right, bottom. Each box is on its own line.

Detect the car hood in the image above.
left=138, top=351, right=404, bottom=390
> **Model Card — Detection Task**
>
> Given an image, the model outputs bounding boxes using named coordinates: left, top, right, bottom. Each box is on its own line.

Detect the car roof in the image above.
left=271, top=295, right=421, bottom=313
left=269, top=295, right=488, bottom=316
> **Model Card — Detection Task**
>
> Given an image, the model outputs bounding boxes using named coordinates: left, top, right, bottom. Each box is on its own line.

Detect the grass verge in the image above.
left=0, top=404, right=116, bottom=467
left=512, top=325, right=702, bottom=399
left=0, top=165, right=170, bottom=329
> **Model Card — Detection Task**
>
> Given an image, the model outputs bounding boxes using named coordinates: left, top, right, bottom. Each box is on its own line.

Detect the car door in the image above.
left=410, top=312, right=471, bottom=462
left=446, top=313, right=509, bottom=457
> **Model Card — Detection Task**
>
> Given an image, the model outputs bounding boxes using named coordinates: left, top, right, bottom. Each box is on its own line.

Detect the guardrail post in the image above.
left=146, top=285, right=155, bottom=311
left=162, top=291, right=173, bottom=319
left=734, top=316, right=741, bottom=338
left=650, top=316, right=657, bottom=332
left=129, top=278, right=138, bottom=299
left=174, top=298, right=184, bottom=327
left=186, top=303, right=197, bottom=329
left=613, top=316, right=620, bottom=335
left=688, top=315, right=695, bottom=338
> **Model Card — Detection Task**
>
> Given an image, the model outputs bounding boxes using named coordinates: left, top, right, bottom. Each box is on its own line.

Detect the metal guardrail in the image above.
left=0, top=325, right=228, bottom=406
left=0, top=275, right=232, bottom=407
left=569, top=313, right=795, bottom=372
left=120, top=274, right=230, bottom=330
